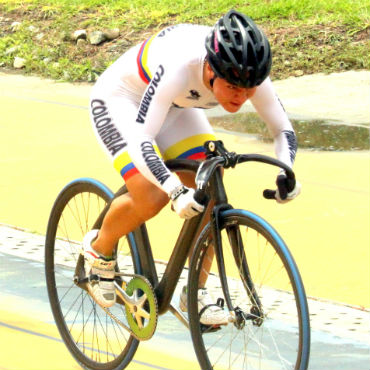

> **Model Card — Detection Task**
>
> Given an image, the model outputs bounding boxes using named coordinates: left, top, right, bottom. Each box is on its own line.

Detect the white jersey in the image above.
left=90, top=24, right=297, bottom=195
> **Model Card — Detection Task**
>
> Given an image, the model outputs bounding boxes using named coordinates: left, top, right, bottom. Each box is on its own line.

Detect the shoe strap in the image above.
left=199, top=298, right=225, bottom=318
left=88, top=274, right=114, bottom=283
left=91, top=257, right=116, bottom=269
left=216, top=298, right=225, bottom=308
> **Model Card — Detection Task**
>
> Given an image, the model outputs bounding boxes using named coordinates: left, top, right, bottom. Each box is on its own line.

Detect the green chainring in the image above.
left=124, top=276, right=158, bottom=341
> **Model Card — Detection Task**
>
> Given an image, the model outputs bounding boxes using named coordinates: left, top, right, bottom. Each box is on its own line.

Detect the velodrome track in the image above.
left=0, top=72, right=369, bottom=369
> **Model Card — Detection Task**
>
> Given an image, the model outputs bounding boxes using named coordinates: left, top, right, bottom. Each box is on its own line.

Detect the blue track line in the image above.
left=0, top=321, right=174, bottom=370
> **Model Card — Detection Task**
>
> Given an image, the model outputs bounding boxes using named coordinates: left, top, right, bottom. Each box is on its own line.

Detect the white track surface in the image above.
left=1, top=223, right=368, bottom=345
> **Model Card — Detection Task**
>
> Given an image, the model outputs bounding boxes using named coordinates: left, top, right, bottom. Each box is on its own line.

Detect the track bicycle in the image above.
left=45, top=140, right=310, bottom=370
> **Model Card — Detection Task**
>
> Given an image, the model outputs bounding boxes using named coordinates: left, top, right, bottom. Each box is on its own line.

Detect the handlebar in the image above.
left=165, top=140, right=296, bottom=204
left=193, top=153, right=295, bottom=202
left=193, top=140, right=296, bottom=203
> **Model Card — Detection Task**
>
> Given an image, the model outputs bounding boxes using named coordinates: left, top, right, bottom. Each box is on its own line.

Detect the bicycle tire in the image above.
left=187, top=209, right=310, bottom=370
left=45, top=178, right=141, bottom=370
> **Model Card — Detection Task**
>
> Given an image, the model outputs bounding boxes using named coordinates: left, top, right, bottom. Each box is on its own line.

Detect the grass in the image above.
left=0, top=0, right=369, bottom=82
left=1, top=0, right=368, bottom=27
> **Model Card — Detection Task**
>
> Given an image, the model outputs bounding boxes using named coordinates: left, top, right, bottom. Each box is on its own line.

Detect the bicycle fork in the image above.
left=211, top=206, right=264, bottom=328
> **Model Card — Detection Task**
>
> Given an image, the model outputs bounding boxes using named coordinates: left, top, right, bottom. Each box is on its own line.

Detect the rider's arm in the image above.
left=126, top=64, right=187, bottom=195
left=250, top=77, right=297, bottom=168
left=250, top=78, right=300, bottom=202
left=126, top=64, right=204, bottom=217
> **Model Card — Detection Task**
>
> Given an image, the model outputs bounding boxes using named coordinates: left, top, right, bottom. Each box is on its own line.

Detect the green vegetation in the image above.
left=210, top=113, right=370, bottom=151
left=0, top=0, right=369, bottom=82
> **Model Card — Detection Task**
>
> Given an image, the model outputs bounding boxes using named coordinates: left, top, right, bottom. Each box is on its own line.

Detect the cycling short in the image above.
left=89, top=93, right=216, bottom=182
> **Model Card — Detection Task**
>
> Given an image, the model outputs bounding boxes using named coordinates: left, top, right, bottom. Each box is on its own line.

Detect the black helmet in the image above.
left=205, top=10, right=272, bottom=88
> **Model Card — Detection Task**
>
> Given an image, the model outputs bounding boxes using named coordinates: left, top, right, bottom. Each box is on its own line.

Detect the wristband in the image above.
left=169, top=185, right=188, bottom=201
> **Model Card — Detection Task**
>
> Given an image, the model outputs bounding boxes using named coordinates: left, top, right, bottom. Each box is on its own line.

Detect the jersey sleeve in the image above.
left=250, top=78, right=297, bottom=168
left=126, top=64, right=189, bottom=195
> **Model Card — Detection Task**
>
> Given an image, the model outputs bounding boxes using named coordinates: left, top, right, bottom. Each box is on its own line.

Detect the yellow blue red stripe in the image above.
left=113, top=151, right=136, bottom=180
left=137, top=33, right=157, bottom=84
left=163, top=134, right=216, bottom=161
left=113, top=145, right=162, bottom=181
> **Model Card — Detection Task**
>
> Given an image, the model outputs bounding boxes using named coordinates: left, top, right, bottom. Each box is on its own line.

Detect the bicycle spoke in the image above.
left=188, top=212, right=309, bottom=370
left=74, top=299, right=95, bottom=346
left=67, top=291, right=88, bottom=337
left=55, top=278, right=76, bottom=303
left=93, top=307, right=117, bottom=361
left=45, top=180, right=139, bottom=369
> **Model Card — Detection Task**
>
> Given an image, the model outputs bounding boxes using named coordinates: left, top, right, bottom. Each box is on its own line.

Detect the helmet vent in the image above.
left=205, top=9, right=272, bottom=87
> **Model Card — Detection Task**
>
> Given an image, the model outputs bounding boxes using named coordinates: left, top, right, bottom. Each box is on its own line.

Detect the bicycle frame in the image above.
left=111, top=159, right=228, bottom=317
left=49, top=139, right=309, bottom=370
left=88, top=141, right=294, bottom=321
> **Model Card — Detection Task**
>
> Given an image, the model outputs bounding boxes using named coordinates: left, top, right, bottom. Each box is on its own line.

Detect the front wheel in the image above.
left=187, top=209, right=310, bottom=370
left=45, top=178, right=140, bottom=370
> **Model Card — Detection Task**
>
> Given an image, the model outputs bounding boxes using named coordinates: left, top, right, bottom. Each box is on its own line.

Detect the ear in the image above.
left=204, top=60, right=216, bottom=89
left=205, top=61, right=215, bottom=77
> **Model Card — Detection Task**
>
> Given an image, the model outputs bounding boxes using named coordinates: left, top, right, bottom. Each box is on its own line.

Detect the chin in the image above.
left=224, top=104, right=241, bottom=113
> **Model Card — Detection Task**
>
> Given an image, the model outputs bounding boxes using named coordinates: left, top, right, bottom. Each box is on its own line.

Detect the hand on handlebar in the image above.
left=275, top=172, right=301, bottom=203
left=170, top=185, right=204, bottom=219
left=263, top=172, right=301, bottom=203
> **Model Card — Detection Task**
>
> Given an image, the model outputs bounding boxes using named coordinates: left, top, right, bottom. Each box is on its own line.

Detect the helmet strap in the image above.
left=210, top=77, right=215, bottom=88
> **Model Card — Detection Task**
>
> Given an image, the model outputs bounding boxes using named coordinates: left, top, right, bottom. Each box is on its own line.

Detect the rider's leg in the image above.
left=84, top=172, right=169, bottom=308
left=92, top=173, right=169, bottom=257
left=92, top=169, right=215, bottom=281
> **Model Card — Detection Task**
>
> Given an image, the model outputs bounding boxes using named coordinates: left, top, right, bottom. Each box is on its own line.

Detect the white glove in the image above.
left=170, top=185, right=204, bottom=219
left=275, top=174, right=302, bottom=204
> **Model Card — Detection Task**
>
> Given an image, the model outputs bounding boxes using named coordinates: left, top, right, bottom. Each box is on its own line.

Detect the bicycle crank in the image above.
left=119, top=275, right=158, bottom=341
left=74, top=258, right=158, bottom=341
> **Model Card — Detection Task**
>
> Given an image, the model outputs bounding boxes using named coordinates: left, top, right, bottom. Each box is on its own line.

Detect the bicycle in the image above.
left=45, top=140, right=310, bottom=370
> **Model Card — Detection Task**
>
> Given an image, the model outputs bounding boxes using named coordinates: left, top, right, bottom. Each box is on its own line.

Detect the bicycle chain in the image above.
left=101, top=306, right=140, bottom=340
left=101, top=274, right=158, bottom=341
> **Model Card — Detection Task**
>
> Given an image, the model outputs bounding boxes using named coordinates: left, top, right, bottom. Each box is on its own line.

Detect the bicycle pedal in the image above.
left=200, top=323, right=222, bottom=334
left=88, top=273, right=100, bottom=283
left=228, top=311, right=237, bottom=323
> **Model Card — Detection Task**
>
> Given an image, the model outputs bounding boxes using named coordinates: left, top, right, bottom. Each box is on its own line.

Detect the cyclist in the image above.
left=84, top=10, right=301, bottom=326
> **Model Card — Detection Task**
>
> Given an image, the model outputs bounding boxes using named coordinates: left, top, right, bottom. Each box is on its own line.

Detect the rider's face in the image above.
left=212, top=78, right=257, bottom=113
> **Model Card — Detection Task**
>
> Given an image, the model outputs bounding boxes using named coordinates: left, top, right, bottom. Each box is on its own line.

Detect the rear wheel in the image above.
left=188, top=209, right=310, bottom=370
left=45, top=178, right=140, bottom=370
